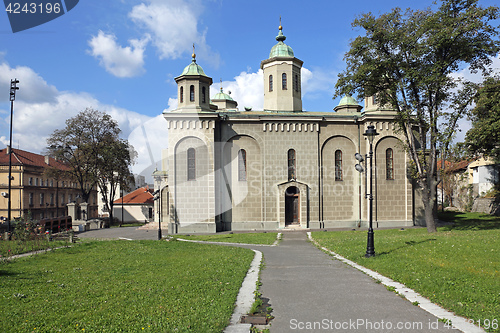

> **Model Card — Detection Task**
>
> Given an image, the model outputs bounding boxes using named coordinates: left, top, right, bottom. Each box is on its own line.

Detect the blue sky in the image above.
left=1, top=0, right=499, bottom=180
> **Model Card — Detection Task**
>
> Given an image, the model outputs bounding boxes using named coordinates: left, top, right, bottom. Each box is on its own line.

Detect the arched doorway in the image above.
left=285, top=186, right=300, bottom=225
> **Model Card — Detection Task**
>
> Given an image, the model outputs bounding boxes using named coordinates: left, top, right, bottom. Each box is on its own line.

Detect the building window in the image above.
left=40, top=193, right=44, bottom=206
left=386, top=148, right=394, bottom=180
left=294, top=74, right=299, bottom=92
left=180, top=86, right=184, bottom=103
left=187, top=148, right=196, bottom=180
left=29, top=193, right=33, bottom=206
left=29, top=177, right=33, bottom=186
left=50, top=193, right=54, bottom=205
left=61, top=194, right=65, bottom=205
left=282, top=73, right=287, bottom=90
left=202, top=86, right=206, bottom=103
left=190, top=85, right=195, bottom=102
left=335, top=150, right=343, bottom=181
left=238, top=149, right=247, bottom=181
left=288, top=149, right=296, bottom=180
left=269, top=75, right=273, bottom=92
left=35, top=178, right=39, bottom=186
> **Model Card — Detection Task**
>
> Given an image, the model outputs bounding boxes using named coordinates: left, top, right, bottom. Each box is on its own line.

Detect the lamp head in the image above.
left=355, top=164, right=364, bottom=173
left=363, top=125, right=379, bottom=144
left=354, top=153, right=364, bottom=162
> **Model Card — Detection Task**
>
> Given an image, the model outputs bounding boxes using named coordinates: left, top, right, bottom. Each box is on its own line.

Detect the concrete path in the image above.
left=77, top=226, right=159, bottom=240
left=255, top=231, right=461, bottom=333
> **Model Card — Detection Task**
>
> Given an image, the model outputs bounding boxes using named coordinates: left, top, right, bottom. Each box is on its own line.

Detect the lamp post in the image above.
left=363, top=125, right=378, bottom=257
left=7, top=79, right=19, bottom=240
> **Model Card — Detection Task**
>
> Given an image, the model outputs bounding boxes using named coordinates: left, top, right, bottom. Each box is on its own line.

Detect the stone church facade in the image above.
left=162, top=25, right=424, bottom=234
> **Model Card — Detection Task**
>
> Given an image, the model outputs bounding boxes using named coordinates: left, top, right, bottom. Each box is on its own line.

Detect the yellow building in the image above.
left=0, top=147, right=97, bottom=222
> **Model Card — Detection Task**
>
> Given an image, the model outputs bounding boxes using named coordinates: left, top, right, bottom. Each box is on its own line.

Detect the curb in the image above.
left=307, top=232, right=486, bottom=333
left=224, top=249, right=263, bottom=333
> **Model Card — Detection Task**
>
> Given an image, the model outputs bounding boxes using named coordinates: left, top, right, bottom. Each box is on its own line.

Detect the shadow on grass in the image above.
left=438, top=211, right=500, bottom=231
left=377, top=238, right=437, bottom=256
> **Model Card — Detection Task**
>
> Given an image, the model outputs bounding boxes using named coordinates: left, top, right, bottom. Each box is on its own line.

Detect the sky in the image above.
left=1, top=0, right=499, bottom=182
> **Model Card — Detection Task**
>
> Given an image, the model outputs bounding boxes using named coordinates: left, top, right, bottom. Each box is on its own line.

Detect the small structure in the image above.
left=113, top=186, right=154, bottom=224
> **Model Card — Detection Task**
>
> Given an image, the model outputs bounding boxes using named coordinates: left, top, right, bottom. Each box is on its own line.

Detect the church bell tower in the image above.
left=260, top=21, right=303, bottom=112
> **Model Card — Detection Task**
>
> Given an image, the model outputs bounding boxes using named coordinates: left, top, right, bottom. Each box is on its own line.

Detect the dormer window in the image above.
left=180, top=86, right=184, bottom=103
left=282, top=73, right=287, bottom=90
left=202, top=87, right=206, bottom=103
left=269, top=75, right=273, bottom=92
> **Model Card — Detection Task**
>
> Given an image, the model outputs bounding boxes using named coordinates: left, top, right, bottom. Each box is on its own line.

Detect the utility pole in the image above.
left=7, top=79, right=19, bottom=239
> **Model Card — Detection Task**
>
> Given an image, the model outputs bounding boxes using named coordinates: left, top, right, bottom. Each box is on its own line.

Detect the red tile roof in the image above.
left=114, top=186, right=154, bottom=205
left=437, top=159, right=470, bottom=173
left=0, top=148, right=70, bottom=170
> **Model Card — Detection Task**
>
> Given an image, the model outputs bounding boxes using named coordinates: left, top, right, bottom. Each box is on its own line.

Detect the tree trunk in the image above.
left=421, top=179, right=438, bottom=233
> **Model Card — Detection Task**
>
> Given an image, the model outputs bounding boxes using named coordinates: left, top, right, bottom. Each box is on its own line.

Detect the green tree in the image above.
left=335, top=0, right=499, bottom=232
left=465, top=75, right=500, bottom=163
left=47, top=109, right=135, bottom=225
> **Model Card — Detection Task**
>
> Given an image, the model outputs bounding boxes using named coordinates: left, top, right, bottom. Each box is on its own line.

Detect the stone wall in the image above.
left=472, top=197, right=500, bottom=216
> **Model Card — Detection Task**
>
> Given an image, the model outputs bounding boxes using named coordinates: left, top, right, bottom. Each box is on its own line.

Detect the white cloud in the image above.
left=129, top=0, right=219, bottom=67
left=0, top=62, right=166, bottom=176
left=210, top=69, right=264, bottom=111
left=88, top=30, right=150, bottom=78
left=0, top=63, right=58, bottom=103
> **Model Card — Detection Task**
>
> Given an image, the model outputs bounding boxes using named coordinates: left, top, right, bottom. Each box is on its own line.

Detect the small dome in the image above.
left=337, top=95, right=360, bottom=107
left=180, top=54, right=207, bottom=76
left=213, top=87, right=234, bottom=101
left=269, top=26, right=294, bottom=58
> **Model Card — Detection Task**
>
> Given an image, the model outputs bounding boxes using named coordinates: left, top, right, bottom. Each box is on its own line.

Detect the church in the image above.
left=160, top=24, right=424, bottom=234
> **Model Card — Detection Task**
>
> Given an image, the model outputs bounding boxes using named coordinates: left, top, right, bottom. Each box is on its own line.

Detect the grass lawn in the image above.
left=177, top=232, right=279, bottom=245
left=0, top=240, right=255, bottom=333
left=0, top=239, right=71, bottom=258
left=312, top=211, right=500, bottom=332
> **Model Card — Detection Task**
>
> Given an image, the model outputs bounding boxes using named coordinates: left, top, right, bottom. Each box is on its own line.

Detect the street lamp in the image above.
left=363, top=125, right=378, bottom=257
left=7, top=79, right=19, bottom=240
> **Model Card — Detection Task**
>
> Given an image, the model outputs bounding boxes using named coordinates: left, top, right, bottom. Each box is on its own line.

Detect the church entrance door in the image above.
left=285, top=186, right=299, bottom=225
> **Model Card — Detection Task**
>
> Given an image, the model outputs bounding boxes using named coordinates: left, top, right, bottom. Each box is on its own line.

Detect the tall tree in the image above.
left=335, top=0, right=499, bottom=232
left=47, top=108, right=135, bottom=225
left=465, top=75, right=500, bottom=163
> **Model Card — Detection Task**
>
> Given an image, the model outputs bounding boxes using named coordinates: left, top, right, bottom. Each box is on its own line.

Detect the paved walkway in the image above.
left=255, top=231, right=460, bottom=333
left=77, top=228, right=468, bottom=333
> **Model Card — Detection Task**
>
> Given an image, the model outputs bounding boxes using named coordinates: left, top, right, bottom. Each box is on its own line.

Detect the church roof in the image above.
left=180, top=52, right=207, bottom=77
left=269, top=25, right=294, bottom=58
left=212, top=87, right=234, bottom=101
left=337, top=95, right=361, bottom=107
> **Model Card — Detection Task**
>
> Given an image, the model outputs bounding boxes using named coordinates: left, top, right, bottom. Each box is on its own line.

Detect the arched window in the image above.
left=187, top=148, right=196, bottom=180
left=269, top=75, right=273, bottom=92
left=202, top=86, right=206, bottom=103
left=180, top=86, right=184, bottom=103
left=335, top=150, right=343, bottom=181
left=386, top=148, right=394, bottom=180
left=294, top=74, right=299, bottom=92
left=288, top=149, right=296, bottom=180
left=238, top=149, right=247, bottom=181
left=190, top=85, right=195, bottom=102
left=282, top=73, right=287, bottom=90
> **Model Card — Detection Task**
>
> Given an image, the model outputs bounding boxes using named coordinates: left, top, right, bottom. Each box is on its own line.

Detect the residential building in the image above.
left=0, top=147, right=98, bottom=222
left=113, top=186, right=154, bottom=223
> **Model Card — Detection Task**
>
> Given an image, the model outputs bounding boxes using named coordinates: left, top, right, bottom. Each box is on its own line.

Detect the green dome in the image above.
left=213, top=88, right=234, bottom=101
left=180, top=55, right=207, bottom=76
left=269, top=27, right=294, bottom=58
left=338, top=95, right=360, bottom=107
